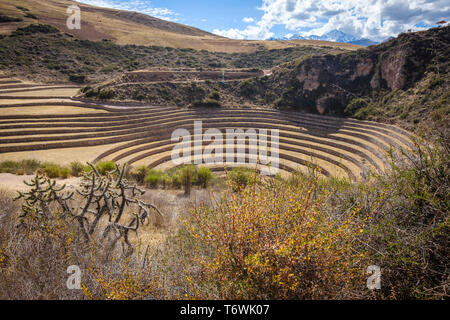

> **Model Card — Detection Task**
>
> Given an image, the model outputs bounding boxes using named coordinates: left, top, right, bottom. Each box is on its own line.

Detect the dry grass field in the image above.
left=0, top=74, right=413, bottom=182
left=0, top=0, right=361, bottom=53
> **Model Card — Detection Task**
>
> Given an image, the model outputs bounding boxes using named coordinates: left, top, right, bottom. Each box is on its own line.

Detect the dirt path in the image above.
left=0, top=173, right=81, bottom=192
left=111, top=78, right=256, bottom=87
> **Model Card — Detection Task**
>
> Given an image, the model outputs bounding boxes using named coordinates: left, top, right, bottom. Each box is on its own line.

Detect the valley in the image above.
left=0, top=73, right=413, bottom=181
left=0, top=0, right=448, bottom=302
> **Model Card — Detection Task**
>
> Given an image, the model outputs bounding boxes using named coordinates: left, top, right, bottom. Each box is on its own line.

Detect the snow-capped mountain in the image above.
left=316, top=30, right=357, bottom=42
left=275, top=30, right=377, bottom=46
left=283, top=34, right=305, bottom=40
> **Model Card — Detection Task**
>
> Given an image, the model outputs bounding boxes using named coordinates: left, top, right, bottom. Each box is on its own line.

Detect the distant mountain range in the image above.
left=270, top=30, right=378, bottom=46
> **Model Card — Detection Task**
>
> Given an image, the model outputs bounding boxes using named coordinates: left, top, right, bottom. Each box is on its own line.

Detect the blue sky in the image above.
left=76, top=0, right=449, bottom=41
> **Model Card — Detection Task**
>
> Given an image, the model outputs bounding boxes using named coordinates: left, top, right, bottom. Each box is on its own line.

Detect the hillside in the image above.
left=0, top=23, right=349, bottom=84
left=89, top=26, right=448, bottom=130
left=267, top=26, right=449, bottom=130
left=0, top=0, right=361, bottom=53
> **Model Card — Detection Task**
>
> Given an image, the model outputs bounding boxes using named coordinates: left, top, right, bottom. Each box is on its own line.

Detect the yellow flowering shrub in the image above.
left=83, top=260, right=162, bottom=300
left=184, top=175, right=373, bottom=299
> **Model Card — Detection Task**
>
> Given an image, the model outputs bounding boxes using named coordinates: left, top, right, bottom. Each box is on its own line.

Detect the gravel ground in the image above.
left=0, top=173, right=81, bottom=192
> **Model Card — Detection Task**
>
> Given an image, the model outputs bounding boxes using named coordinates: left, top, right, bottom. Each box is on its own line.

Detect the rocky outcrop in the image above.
left=271, top=26, right=449, bottom=115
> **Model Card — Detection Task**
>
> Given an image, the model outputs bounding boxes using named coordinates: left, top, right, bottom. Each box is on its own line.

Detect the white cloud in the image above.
left=242, top=17, right=255, bottom=23
left=213, top=25, right=274, bottom=40
left=213, top=0, right=449, bottom=41
left=76, top=0, right=179, bottom=21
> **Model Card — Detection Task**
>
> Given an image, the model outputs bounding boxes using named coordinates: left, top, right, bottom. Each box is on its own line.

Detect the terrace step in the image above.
left=139, top=152, right=331, bottom=179
left=1, top=105, right=412, bottom=148
left=0, top=118, right=399, bottom=159
left=0, top=116, right=395, bottom=172
left=0, top=84, right=414, bottom=182
left=0, top=86, right=82, bottom=94
left=0, top=80, right=22, bottom=85
left=116, top=140, right=359, bottom=181
left=0, top=110, right=409, bottom=151
left=0, top=104, right=414, bottom=143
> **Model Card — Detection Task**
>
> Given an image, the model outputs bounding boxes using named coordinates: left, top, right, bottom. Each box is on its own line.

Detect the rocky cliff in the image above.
left=269, top=26, right=449, bottom=118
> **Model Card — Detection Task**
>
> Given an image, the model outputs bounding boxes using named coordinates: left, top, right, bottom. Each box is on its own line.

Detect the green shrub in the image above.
left=41, top=164, right=62, bottom=179
left=12, top=24, right=59, bottom=36
left=191, top=99, right=221, bottom=108
left=229, top=167, right=252, bottom=192
left=132, top=90, right=146, bottom=101
left=1, top=15, right=23, bottom=23
left=285, top=170, right=307, bottom=187
left=20, top=159, right=41, bottom=174
left=60, top=167, right=70, bottom=179
left=95, top=161, right=116, bottom=175
left=0, top=15, right=23, bottom=23
left=0, top=161, right=19, bottom=173
left=239, top=79, right=256, bottom=96
left=344, top=98, right=369, bottom=116
left=84, top=88, right=97, bottom=98
left=353, top=106, right=373, bottom=119
left=129, top=165, right=148, bottom=184
left=16, top=6, right=30, bottom=12
left=362, top=134, right=450, bottom=299
left=98, top=89, right=115, bottom=100
left=0, top=160, right=43, bottom=175
left=180, top=165, right=196, bottom=195
left=209, top=91, right=220, bottom=100
left=70, top=161, right=86, bottom=177
left=80, top=86, right=92, bottom=93
left=128, top=165, right=214, bottom=189
left=24, top=13, right=38, bottom=20
left=161, top=174, right=171, bottom=189
left=197, top=167, right=213, bottom=188
left=101, top=65, right=115, bottom=73
left=170, top=173, right=182, bottom=189
left=69, top=74, right=86, bottom=84
left=144, top=169, right=163, bottom=188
